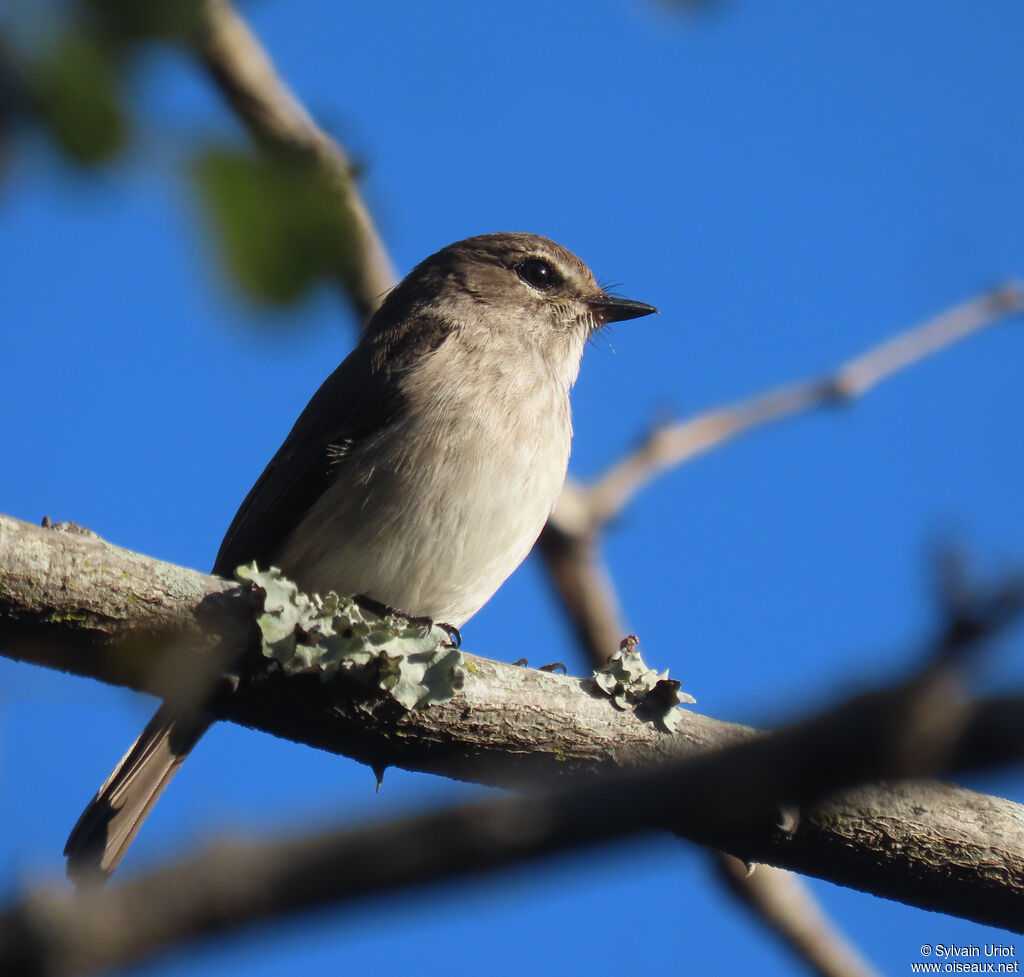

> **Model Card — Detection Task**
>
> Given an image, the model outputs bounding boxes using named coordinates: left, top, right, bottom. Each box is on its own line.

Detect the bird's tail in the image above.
left=64, top=704, right=212, bottom=885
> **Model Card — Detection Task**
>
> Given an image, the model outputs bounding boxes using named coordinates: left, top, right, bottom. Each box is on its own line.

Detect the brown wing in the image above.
left=212, top=311, right=453, bottom=577
left=212, top=341, right=402, bottom=577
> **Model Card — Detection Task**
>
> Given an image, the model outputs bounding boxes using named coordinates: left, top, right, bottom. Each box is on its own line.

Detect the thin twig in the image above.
left=565, top=282, right=1024, bottom=532
left=194, top=0, right=397, bottom=322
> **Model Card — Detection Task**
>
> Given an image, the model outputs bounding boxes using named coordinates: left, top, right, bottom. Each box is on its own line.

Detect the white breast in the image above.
left=274, top=339, right=575, bottom=626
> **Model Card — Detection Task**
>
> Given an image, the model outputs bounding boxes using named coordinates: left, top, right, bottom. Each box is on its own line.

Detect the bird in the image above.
left=64, top=231, right=657, bottom=883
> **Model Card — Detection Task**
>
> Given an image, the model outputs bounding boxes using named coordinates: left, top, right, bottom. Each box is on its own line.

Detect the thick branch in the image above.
left=2, top=513, right=1024, bottom=930
left=194, top=0, right=397, bottom=322
left=2, top=630, right=1024, bottom=977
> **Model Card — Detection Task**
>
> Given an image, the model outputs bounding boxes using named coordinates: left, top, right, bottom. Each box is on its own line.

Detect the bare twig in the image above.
left=194, top=0, right=397, bottom=322
left=559, top=282, right=1024, bottom=532
left=540, top=281, right=1024, bottom=663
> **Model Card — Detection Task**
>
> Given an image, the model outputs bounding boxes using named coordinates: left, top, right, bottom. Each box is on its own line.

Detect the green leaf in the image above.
left=29, top=32, right=127, bottom=164
left=83, top=0, right=204, bottom=44
left=193, top=148, right=358, bottom=305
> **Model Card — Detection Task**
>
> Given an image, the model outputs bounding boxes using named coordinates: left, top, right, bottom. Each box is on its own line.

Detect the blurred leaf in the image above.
left=193, top=148, right=359, bottom=305
left=0, top=39, right=23, bottom=184
left=82, top=0, right=204, bottom=45
left=28, top=32, right=127, bottom=164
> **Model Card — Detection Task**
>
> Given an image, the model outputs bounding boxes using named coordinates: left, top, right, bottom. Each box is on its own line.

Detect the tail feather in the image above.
left=64, top=705, right=212, bottom=885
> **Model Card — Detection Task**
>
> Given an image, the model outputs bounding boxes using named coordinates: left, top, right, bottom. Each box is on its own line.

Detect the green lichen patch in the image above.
left=593, top=635, right=695, bottom=732
left=236, top=564, right=465, bottom=710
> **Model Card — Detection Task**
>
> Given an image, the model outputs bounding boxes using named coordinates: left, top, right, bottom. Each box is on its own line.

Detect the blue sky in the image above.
left=2, top=1, right=1023, bottom=974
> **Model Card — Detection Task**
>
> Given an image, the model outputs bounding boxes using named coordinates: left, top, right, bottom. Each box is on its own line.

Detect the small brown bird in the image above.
left=64, top=232, right=656, bottom=882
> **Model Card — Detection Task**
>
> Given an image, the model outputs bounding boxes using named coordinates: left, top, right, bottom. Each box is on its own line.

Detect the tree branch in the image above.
left=2, top=513, right=1024, bottom=933
left=2, top=604, right=1023, bottom=977
left=193, top=0, right=397, bottom=322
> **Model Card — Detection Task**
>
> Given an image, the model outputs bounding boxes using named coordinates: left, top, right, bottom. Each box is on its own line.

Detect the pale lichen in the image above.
left=236, top=563, right=465, bottom=710
left=593, top=635, right=695, bottom=732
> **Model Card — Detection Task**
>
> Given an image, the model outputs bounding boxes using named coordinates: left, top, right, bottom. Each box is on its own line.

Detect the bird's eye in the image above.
left=517, top=258, right=560, bottom=291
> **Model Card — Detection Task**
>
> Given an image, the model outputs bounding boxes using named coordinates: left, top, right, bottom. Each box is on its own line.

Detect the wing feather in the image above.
left=212, top=311, right=452, bottom=577
left=213, top=343, right=399, bottom=576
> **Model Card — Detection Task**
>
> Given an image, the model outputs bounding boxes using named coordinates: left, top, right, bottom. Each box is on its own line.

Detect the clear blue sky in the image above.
left=2, top=1, right=1023, bottom=974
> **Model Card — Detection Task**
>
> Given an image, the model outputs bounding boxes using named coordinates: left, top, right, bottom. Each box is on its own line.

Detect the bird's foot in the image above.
left=352, top=594, right=461, bottom=647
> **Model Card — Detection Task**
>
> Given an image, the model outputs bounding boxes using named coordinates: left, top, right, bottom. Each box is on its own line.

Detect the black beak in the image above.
left=589, top=294, right=659, bottom=324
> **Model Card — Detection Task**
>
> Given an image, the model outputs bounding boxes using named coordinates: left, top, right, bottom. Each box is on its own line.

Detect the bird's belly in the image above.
left=273, top=421, right=570, bottom=626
